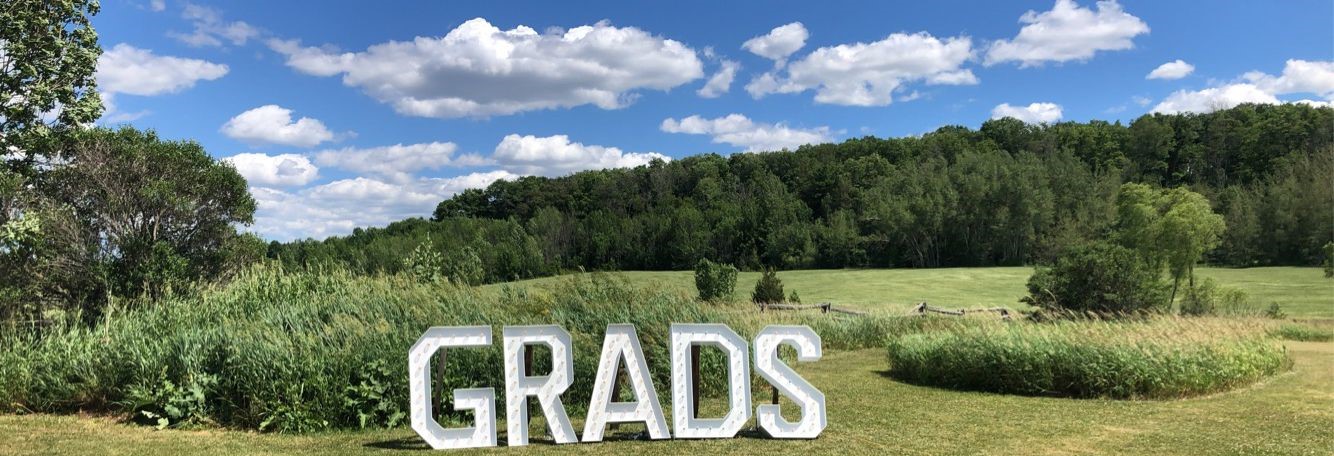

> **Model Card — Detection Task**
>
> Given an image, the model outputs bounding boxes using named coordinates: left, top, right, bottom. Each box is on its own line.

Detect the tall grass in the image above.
left=885, top=317, right=1290, bottom=399
left=1271, top=323, right=1334, bottom=342
left=0, top=267, right=928, bottom=432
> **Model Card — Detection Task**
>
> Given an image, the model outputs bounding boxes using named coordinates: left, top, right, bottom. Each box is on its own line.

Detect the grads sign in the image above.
left=407, top=324, right=826, bottom=449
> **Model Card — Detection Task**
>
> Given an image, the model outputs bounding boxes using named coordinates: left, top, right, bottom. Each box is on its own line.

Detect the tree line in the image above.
left=269, top=103, right=1333, bottom=279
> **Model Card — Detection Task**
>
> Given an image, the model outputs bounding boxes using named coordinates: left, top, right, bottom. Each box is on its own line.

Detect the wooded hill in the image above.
left=268, top=103, right=1333, bottom=283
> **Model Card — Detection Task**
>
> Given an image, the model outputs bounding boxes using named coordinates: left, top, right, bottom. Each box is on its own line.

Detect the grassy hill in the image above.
left=497, top=267, right=1334, bottom=318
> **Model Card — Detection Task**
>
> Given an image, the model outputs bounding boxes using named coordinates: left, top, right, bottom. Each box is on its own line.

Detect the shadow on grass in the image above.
left=364, top=430, right=670, bottom=451
left=876, top=368, right=1119, bottom=400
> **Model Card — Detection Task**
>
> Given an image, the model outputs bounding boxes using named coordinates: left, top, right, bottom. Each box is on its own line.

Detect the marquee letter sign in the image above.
left=408, top=323, right=825, bottom=450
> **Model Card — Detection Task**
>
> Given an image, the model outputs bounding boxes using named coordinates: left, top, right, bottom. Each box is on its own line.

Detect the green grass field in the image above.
left=3, top=266, right=1330, bottom=455
left=4, top=341, right=1331, bottom=455
left=500, top=267, right=1334, bottom=318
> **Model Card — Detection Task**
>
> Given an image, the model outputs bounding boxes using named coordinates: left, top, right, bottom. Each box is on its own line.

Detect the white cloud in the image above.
left=1243, top=59, right=1334, bottom=99
left=96, top=44, right=228, bottom=96
left=698, top=60, right=740, bottom=98
left=149, top=0, right=166, bottom=12
left=985, top=0, right=1149, bottom=67
left=223, top=153, right=319, bottom=187
left=991, top=102, right=1064, bottom=124
left=268, top=18, right=703, bottom=118
left=1292, top=99, right=1333, bottom=108
left=660, top=114, right=833, bottom=152
left=314, top=142, right=488, bottom=182
left=170, top=3, right=261, bottom=48
left=746, top=32, right=976, bottom=106
left=1151, top=60, right=1334, bottom=114
left=248, top=171, right=517, bottom=240
left=742, top=22, right=808, bottom=66
left=1147, top=59, right=1194, bottom=80
left=1151, top=84, right=1279, bottom=114
left=221, top=105, right=337, bottom=147
left=492, top=134, right=668, bottom=176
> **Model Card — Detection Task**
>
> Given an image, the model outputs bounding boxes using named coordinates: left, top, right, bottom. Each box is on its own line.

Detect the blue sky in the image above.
left=92, top=0, right=1334, bottom=240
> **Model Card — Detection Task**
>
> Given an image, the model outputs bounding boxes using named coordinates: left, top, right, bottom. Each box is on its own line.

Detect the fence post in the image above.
left=524, top=344, right=536, bottom=437
left=433, top=350, right=446, bottom=420
left=690, top=344, right=700, bottom=419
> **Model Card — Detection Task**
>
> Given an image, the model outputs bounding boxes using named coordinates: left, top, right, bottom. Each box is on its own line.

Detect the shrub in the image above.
left=1272, top=324, right=1334, bottom=342
left=788, top=290, right=801, bottom=304
left=404, top=239, right=444, bottom=283
left=444, top=246, right=485, bottom=286
left=886, top=318, right=1289, bottom=399
left=693, top=259, right=738, bottom=302
left=1264, top=303, right=1287, bottom=319
left=752, top=269, right=785, bottom=304
left=1323, top=241, right=1333, bottom=278
left=1180, top=278, right=1251, bottom=316
left=1022, top=241, right=1168, bottom=315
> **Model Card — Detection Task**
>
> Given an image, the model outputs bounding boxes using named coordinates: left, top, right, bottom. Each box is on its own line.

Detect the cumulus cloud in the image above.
left=742, top=22, right=808, bottom=66
left=660, top=114, right=833, bottom=152
left=1151, top=84, right=1279, bottom=114
left=268, top=18, right=703, bottom=118
left=745, top=32, right=976, bottom=106
left=221, top=105, right=338, bottom=147
left=492, top=134, right=668, bottom=176
left=314, top=142, right=488, bottom=182
left=96, top=44, right=228, bottom=96
left=150, top=0, right=166, bottom=12
left=1147, top=59, right=1194, bottom=80
left=1243, top=59, right=1334, bottom=99
left=170, top=3, right=261, bottom=48
left=985, top=0, right=1149, bottom=67
left=1151, top=59, right=1334, bottom=114
left=248, top=171, right=517, bottom=240
left=698, top=60, right=740, bottom=98
left=991, top=102, right=1064, bottom=124
left=223, top=153, right=319, bottom=187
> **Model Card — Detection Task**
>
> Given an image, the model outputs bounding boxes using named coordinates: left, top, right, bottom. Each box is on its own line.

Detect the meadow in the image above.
left=500, top=266, right=1334, bottom=318
left=1, top=266, right=1329, bottom=454
left=3, top=342, right=1331, bottom=455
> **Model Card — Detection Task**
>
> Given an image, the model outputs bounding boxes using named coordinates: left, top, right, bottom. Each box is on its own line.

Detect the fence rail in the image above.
left=906, top=302, right=1014, bottom=320
left=756, top=302, right=868, bottom=316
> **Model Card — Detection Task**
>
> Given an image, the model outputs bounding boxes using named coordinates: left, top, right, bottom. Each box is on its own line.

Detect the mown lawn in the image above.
left=500, top=267, right=1333, bottom=318
left=4, top=341, right=1331, bottom=455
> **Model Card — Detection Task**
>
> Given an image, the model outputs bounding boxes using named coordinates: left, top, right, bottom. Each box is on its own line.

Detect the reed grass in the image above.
left=0, top=267, right=930, bottom=432
left=885, top=317, right=1290, bottom=399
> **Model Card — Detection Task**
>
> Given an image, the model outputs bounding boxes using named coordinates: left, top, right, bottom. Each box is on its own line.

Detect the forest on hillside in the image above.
left=268, top=103, right=1334, bottom=282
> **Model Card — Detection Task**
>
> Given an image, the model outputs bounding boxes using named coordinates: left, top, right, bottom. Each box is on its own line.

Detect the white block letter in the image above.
left=754, top=325, right=826, bottom=438
left=503, top=325, right=578, bottom=446
left=582, top=324, right=670, bottom=442
left=408, top=326, right=497, bottom=449
left=670, top=323, right=751, bottom=439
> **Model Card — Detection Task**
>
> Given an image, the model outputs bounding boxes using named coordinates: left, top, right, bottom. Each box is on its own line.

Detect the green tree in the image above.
left=1113, top=183, right=1226, bottom=311
left=1, top=0, right=103, bottom=154
left=1, top=128, right=255, bottom=320
left=53, top=128, right=255, bottom=299
left=1323, top=242, right=1333, bottom=278
left=693, top=258, right=738, bottom=302
left=444, top=246, right=485, bottom=286
left=1022, top=241, right=1167, bottom=315
left=1157, top=187, right=1226, bottom=310
left=751, top=268, right=785, bottom=305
